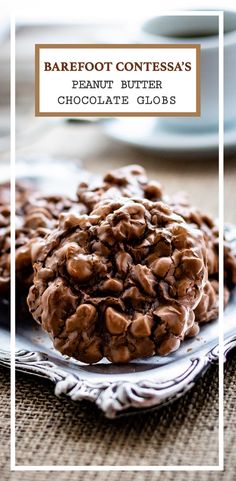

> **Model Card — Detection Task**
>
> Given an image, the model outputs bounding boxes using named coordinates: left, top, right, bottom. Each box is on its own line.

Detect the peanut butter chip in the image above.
left=101, top=278, right=123, bottom=293
left=186, top=322, right=200, bottom=337
left=154, top=305, right=187, bottom=336
left=108, top=346, right=131, bottom=363
left=105, top=307, right=130, bottom=334
left=157, top=335, right=181, bottom=356
left=116, top=251, right=132, bottom=274
left=182, top=256, right=203, bottom=276
left=151, top=257, right=172, bottom=277
left=130, top=314, right=152, bottom=337
left=67, top=254, right=93, bottom=282
left=131, top=264, right=156, bottom=296
left=66, top=304, right=97, bottom=331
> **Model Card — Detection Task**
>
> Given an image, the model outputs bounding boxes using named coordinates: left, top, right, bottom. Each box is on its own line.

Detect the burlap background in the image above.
left=0, top=352, right=235, bottom=481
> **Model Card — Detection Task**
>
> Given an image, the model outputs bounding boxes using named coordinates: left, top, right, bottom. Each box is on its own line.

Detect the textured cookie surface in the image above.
left=16, top=194, right=86, bottom=288
left=28, top=197, right=207, bottom=363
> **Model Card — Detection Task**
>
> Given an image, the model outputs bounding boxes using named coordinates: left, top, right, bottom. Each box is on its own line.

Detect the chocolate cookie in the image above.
left=169, top=195, right=236, bottom=325
left=16, top=194, right=87, bottom=288
left=28, top=197, right=207, bottom=363
left=77, top=164, right=163, bottom=211
left=0, top=181, right=35, bottom=298
left=0, top=181, right=87, bottom=300
left=0, top=200, right=10, bottom=297
left=77, top=165, right=236, bottom=327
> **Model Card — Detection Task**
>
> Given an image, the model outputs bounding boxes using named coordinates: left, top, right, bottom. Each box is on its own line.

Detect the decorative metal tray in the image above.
left=0, top=288, right=235, bottom=418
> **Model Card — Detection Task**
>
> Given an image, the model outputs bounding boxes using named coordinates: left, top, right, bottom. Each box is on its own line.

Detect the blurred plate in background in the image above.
left=104, top=117, right=236, bottom=157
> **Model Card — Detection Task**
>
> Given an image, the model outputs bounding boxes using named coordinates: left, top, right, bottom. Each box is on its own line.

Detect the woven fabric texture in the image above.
left=0, top=352, right=235, bottom=481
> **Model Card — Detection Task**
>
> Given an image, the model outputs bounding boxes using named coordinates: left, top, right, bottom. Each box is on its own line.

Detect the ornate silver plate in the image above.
left=0, top=288, right=235, bottom=418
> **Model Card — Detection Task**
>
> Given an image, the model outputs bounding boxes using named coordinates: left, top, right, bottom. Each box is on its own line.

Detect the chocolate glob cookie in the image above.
left=168, top=199, right=219, bottom=326
left=169, top=194, right=236, bottom=324
left=0, top=180, right=87, bottom=299
left=2, top=164, right=235, bottom=365
left=28, top=198, right=207, bottom=363
left=77, top=166, right=236, bottom=329
left=16, top=194, right=87, bottom=289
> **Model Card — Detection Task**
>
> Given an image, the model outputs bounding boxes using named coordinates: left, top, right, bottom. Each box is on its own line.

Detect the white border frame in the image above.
left=10, top=10, right=224, bottom=472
